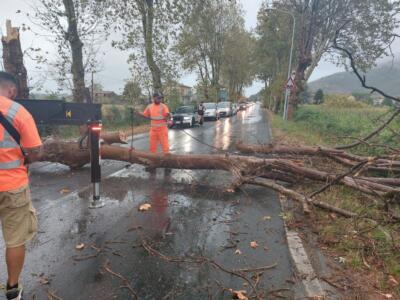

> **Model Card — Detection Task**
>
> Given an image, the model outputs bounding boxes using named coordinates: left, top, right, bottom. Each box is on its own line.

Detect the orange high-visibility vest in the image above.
left=0, top=96, right=42, bottom=192
left=143, top=103, right=170, bottom=128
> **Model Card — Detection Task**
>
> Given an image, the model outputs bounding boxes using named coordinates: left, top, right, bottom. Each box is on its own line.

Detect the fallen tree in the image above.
left=236, top=143, right=400, bottom=175
left=39, top=138, right=400, bottom=218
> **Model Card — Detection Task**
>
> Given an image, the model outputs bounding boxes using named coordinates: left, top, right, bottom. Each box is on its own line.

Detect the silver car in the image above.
left=203, top=102, right=219, bottom=121
left=217, top=101, right=233, bottom=117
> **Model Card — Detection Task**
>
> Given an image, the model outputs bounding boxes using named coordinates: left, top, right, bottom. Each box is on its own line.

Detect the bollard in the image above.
left=88, top=121, right=105, bottom=208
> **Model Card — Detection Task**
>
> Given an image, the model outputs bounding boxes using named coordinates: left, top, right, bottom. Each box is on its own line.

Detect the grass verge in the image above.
left=269, top=104, right=400, bottom=298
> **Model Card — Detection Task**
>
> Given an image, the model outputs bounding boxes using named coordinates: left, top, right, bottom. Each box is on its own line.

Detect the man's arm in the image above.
left=24, top=146, right=43, bottom=163
left=17, top=107, right=43, bottom=164
left=163, top=105, right=171, bottom=120
left=133, top=106, right=151, bottom=119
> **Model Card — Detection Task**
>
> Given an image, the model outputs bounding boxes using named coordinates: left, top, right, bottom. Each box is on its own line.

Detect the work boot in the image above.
left=6, top=283, right=23, bottom=300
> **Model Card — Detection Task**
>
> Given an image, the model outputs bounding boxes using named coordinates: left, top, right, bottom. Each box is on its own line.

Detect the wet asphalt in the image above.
left=0, top=103, right=297, bottom=299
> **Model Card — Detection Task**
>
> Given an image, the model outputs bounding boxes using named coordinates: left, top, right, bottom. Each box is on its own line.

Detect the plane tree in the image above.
left=30, top=0, right=111, bottom=102
left=273, top=0, right=399, bottom=118
left=177, top=0, right=243, bottom=100
left=111, top=0, right=190, bottom=94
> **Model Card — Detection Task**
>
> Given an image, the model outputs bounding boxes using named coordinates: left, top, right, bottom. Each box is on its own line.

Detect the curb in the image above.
left=267, top=113, right=325, bottom=299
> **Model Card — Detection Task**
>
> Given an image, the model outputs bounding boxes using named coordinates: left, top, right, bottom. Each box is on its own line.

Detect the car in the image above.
left=170, top=105, right=200, bottom=128
left=203, top=102, right=219, bottom=121
left=217, top=101, right=233, bottom=117
left=239, top=102, right=247, bottom=111
left=232, top=103, right=238, bottom=115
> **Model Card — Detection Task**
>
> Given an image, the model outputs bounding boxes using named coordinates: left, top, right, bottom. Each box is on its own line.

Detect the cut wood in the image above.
left=101, top=131, right=128, bottom=145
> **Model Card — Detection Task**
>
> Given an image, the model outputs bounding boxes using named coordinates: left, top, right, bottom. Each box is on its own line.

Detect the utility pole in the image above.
left=91, top=71, right=94, bottom=104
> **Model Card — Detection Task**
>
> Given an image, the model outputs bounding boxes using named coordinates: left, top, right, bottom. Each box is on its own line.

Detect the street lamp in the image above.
left=265, top=5, right=296, bottom=120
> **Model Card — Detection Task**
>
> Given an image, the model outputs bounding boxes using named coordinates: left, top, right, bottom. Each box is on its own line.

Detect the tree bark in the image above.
left=1, top=20, right=29, bottom=99
left=139, top=0, right=163, bottom=93
left=39, top=140, right=400, bottom=199
left=38, top=140, right=400, bottom=219
left=236, top=143, right=400, bottom=175
left=63, top=0, right=86, bottom=103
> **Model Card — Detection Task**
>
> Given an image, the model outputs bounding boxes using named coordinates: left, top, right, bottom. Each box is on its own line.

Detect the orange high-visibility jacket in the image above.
left=143, top=103, right=170, bottom=129
left=0, top=96, right=42, bottom=192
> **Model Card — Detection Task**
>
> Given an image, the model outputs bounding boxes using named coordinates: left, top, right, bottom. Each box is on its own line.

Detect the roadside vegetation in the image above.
left=271, top=97, right=400, bottom=297
left=274, top=95, right=400, bottom=156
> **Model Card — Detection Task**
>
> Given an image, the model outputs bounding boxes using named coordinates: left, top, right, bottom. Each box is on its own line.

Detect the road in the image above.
left=0, top=103, right=300, bottom=299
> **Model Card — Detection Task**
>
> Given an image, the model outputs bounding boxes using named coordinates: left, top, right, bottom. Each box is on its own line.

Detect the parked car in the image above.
left=232, top=103, right=238, bottom=115
left=203, top=102, right=219, bottom=121
left=170, top=105, right=200, bottom=128
left=217, top=101, right=233, bottom=117
left=239, top=102, right=247, bottom=111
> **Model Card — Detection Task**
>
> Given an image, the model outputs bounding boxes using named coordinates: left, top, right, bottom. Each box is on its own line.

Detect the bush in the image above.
left=102, top=105, right=146, bottom=128
left=324, top=95, right=369, bottom=109
left=313, top=89, right=324, bottom=104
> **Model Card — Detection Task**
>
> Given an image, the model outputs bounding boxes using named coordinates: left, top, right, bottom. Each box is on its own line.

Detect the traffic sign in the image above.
left=285, top=75, right=295, bottom=89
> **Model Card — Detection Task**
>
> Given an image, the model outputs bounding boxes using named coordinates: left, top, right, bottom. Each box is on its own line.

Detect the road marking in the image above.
left=267, top=113, right=325, bottom=299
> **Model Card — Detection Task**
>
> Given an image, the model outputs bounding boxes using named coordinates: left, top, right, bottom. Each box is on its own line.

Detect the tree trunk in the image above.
left=1, top=20, right=29, bottom=99
left=236, top=143, right=400, bottom=175
left=37, top=139, right=400, bottom=219
left=141, top=1, right=162, bottom=93
left=39, top=140, right=400, bottom=198
left=63, top=0, right=86, bottom=103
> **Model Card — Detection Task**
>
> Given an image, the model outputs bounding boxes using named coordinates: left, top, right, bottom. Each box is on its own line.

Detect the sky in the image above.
left=0, top=0, right=344, bottom=97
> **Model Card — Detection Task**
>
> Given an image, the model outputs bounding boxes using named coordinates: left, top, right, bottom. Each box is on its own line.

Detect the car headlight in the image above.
left=184, top=116, right=191, bottom=120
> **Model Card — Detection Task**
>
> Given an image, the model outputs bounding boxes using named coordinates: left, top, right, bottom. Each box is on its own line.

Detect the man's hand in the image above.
left=132, top=109, right=148, bottom=119
left=24, top=146, right=43, bottom=163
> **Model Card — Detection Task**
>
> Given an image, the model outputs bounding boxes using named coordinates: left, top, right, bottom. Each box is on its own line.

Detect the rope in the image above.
left=130, top=107, right=135, bottom=150
left=181, top=128, right=229, bottom=154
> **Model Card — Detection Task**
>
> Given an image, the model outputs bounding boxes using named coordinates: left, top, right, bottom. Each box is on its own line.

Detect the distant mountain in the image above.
left=309, top=60, right=400, bottom=96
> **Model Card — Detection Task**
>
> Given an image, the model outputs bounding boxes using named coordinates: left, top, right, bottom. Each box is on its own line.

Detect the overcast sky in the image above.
left=0, top=0, right=344, bottom=96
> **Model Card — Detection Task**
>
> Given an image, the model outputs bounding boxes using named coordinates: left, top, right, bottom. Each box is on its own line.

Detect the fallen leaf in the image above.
left=329, top=213, right=337, bottom=219
left=230, top=289, right=248, bottom=300
left=338, top=257, right=346, bottom=264
left=250, top=241, right=258, bottom=249
left=378, top=293, right=393, bottom=299
left=139, top=203, right=152, bottom=211
left=388, top=275, right=399, bottom=287
left=263, top=216, right=271, bottom=221
left=235, top=249, right=242, bottom=255
left=39, top=276, right=50, bottom=285
left=59, top=188, right=70, bottom=195
left=75, top=243, right=85, bottom=251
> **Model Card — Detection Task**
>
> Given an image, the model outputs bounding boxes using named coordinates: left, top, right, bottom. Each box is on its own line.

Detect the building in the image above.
left=164, top=82, right=193, bottom=104
left=93, top=91, right=123, bottom=104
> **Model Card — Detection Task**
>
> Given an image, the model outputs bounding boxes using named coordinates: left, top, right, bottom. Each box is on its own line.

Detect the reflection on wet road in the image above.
left=0, top=103, right=296, bottom=299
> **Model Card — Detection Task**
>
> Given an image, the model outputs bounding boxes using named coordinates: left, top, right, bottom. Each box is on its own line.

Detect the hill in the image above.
left=309, top=60, right=400, bottom=96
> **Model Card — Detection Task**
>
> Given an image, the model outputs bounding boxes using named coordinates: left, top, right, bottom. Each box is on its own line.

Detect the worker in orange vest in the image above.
left=141, top=93, right=171, bottom=154
left=0, top=72, right=42, bottom=300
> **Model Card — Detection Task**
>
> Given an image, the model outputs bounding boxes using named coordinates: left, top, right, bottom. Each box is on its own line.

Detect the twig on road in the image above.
left=102, top=261, right=139, bottom=300
left=72, top=245, right=107, bottom=261
left=47, top=290, right=63, bottom=300
left=141, top=239, right=264, bottom=300
left=233, top=263, right=278, bottom=273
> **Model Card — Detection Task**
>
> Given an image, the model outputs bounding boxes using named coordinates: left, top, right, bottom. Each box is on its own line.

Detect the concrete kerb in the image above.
left=266, top=113, right=326, bottom=299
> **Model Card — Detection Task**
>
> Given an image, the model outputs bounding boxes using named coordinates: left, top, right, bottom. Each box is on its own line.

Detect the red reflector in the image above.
left=91, top=126, right=102, bottom=131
